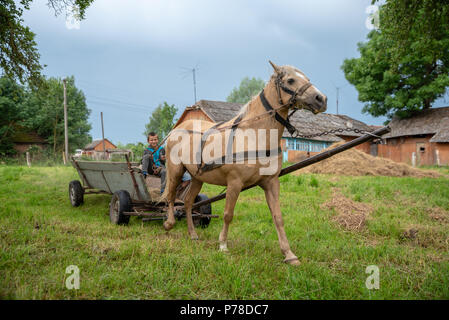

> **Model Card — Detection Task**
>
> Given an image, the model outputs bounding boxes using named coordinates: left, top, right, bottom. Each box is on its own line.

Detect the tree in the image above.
left=116, top=141, right=145, bottom=160
left=372, top=0, right=449, bottom=57
left=144, top=102, right=178, bottom=139
left=342, top=3, right=449, bottom=119
left=21, top=76, right=92, bottom=154
left=0, top=0, right=94, bottom=85
left=226, top=77, right=265, bottom=104
left=0, top=77, right=26, bottom=155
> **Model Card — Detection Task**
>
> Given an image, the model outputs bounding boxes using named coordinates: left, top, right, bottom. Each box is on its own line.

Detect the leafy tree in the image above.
left=0, top=77, right=26, bottom=155
left=372, top=0, right=449, bottom=58
left=22, top=76, right=92, bottom=154
left=116, top=141, right=145, bottom=160
left=226, top=77, right=265, bottom=104
left=342, top=2, right=449, bottom=119
left=0, top=0, right=94, bottom=85
left=144, top=102, right=178, bottom=139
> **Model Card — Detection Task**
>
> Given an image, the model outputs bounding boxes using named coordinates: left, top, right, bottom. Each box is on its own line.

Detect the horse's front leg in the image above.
left=261, top=177, right=300, bottom=265
left=219, top=179, right=243, bottom=252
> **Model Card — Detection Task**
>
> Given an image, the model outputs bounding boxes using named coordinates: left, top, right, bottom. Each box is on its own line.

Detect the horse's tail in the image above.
left=159, top=170, right=171, bottom=204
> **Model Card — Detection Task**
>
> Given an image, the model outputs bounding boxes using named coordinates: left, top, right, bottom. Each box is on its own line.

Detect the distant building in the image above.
left=380, top=107, right=449, bottom=166
left=10, top=125, right=48, bottom=153
left=174, top=100, right=374, bottom=162
left=83, top=139, right=117, bottom=160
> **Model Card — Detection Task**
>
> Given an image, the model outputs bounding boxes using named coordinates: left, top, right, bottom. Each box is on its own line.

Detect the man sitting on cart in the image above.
left=142, top=132, right=191, bottom=194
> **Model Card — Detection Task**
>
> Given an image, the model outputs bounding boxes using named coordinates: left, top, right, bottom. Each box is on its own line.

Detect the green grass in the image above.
left=0, top=165, right=448, bottom=299
left=420, top=165, right=449, bottom=175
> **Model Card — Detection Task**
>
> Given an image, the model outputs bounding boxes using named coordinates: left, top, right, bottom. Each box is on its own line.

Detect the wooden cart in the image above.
left=69, top=157, right=217, bottom=227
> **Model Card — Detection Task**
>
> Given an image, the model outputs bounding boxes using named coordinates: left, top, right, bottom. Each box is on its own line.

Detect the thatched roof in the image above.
left=197, top=100, right=243, bottom=123
left=193, top=100, right=372, bottom=142
left=384, top=107, right=449, bottom=143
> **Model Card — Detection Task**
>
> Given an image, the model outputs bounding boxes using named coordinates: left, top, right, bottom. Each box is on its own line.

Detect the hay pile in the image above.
left=295, top=142, right=441, bottom=178
left=322, top=188, right=372, bottom=231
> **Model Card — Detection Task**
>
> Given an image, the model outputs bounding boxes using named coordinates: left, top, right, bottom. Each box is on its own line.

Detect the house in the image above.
left=380, top=107, right=449, bottom=166
left=11, top=125, right=48, bottom=153
left=83, top=139, right=117, bottom=160
left=174, top=100, right=374, bottom=162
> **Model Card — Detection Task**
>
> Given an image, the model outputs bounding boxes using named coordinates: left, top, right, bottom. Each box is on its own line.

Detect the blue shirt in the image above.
left=146, top=146, right=164, bottom=167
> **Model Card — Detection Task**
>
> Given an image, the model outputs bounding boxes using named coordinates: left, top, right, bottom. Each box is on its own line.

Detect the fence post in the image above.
left=26, top=152, right=31, bottom=167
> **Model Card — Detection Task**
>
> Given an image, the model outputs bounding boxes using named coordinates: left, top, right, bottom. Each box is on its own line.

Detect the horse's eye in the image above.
left=287, top=78, right=295, bottom=85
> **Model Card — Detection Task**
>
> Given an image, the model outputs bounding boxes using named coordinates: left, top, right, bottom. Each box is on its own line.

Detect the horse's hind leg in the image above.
left=183, top=177, right=203, bottom=240
left=219, top=179, right=243, bottom=252
left=163, top=165, right=184, bottom=231
left=261, top=177, right=300, bottom=266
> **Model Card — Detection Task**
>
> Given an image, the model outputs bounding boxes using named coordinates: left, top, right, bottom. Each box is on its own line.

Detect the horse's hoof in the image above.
left=219, top=243, right=229, bottom=253
left=284, top=257, right=300, bottom=266
left=190, top=234, right=199, bottom=241
left=163, top=221, right=173, bottom=231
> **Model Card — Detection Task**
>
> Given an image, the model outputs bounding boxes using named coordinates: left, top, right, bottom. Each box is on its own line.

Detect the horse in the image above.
left=161, top=61, right=327, bottom=265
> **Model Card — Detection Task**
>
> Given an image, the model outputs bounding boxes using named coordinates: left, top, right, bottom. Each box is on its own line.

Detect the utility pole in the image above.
left=63, top=78, right=69, bottom=164
left=336, top=86, right=340, bottom=115
left=192, top=68, right=197, bottom=103
left=101, top=112, right=106, bottom=160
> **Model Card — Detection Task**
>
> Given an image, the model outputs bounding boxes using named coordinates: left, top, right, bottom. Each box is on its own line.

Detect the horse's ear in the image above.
left=269, top=60, right=281, bottom=73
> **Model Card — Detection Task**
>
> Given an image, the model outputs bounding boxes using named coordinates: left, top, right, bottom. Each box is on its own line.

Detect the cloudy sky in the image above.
left=23, top=0, right=393, bottom=144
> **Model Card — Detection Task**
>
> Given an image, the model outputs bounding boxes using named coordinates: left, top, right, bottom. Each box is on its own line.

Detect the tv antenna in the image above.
left=331, top=81, right=349, bottom=115
left=180, top=65, right=199, bottom=104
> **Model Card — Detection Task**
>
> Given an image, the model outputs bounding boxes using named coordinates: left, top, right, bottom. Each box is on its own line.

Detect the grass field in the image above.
left=1, top=165, right=448, bottom=299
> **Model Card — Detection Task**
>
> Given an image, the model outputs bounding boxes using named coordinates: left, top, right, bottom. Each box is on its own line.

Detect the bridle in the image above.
left=260, top=71, right=313, bottom=135
left=274, top=72, right=313, bottom=107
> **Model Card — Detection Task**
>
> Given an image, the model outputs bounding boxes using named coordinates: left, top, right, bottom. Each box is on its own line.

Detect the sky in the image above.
left=21, top=0, right=420, bottom=144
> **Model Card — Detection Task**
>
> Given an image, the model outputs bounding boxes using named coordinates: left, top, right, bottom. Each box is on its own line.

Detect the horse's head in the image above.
left=269, top=61, right=327, bottom=114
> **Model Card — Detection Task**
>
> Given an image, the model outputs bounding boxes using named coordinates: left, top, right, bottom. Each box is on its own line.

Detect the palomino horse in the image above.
left=162, top=61, right=327, bottom=265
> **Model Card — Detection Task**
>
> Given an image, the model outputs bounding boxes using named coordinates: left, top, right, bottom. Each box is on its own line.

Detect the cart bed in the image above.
left=72, top=160, right=152, bottom=202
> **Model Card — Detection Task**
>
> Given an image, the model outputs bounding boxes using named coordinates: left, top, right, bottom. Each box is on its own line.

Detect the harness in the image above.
left=195, top=73, right=313, bottom=175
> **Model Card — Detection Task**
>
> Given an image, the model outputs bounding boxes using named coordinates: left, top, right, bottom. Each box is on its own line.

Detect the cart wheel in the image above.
left=69, top=180, right=84, bottom=207
left=194, top=193, right=212, bottom=228
left=109, top=190, right=131, bottom=225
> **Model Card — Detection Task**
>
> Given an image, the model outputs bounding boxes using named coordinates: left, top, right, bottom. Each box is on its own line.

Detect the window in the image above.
left=285, top=138, right=331, bottom=152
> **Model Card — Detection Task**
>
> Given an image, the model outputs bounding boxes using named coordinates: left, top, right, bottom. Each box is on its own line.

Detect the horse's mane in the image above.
left=235, top=87, right=266, bottom=118
left=235, top=73, right=279, bottom=119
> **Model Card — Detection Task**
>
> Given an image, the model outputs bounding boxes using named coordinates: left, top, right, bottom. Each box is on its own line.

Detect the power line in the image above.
left=77, top=79, right=160, bottom=108
left=86, top=94, right=153, bottom=109
left=86, top=99, right=150, bottom=114
left=77, top=79, right=140, bottom=96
